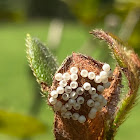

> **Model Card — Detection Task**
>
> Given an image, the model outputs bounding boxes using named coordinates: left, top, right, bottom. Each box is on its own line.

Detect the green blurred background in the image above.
left=0, top=0, right=140, bottom=139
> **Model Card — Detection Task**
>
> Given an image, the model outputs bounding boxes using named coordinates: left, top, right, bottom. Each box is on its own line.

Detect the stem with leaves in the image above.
left=26, top=30, right=140, bottom=140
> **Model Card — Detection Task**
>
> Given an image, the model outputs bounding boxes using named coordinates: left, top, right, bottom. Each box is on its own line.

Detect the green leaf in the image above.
left=0, top=110, right=46, bottom=137
left=26, top=34, right=58, bottom=90
left=91, top=29, right=140, bottom=136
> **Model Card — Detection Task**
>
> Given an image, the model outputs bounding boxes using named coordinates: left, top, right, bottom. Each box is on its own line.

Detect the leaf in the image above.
left=90, top=29, right=140, bottom=136
left=26, top=34, right=58, bottom=92
left=0, top=110, right=46, bottom=137
left=90, top=29, right=140, bottom=82
left=52, top=53, right=107, bottom=139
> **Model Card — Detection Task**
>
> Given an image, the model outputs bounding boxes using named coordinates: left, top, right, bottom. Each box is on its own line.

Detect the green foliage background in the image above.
left=0, top=21, right=140, bottom=139
left=0, top=0, right=140, bottom=139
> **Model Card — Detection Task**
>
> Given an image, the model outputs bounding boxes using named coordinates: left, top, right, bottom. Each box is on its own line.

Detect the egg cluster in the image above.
left=49, top=64, right=112, bottom=123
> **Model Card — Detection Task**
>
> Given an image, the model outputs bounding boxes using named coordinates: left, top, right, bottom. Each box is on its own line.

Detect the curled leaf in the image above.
left=50, top=53, right=122, bottom=140
left=26, top=34, right=58, bottom=92
left=90, top=29, right=140, bottom=79
left=90, top=29, right=140, bottom=136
